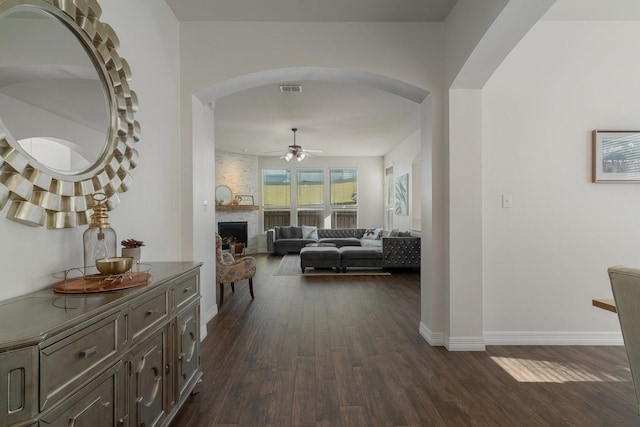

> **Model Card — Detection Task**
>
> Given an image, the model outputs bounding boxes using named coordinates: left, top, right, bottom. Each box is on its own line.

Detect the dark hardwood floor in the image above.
left=171, top=254, right=639, bottom=426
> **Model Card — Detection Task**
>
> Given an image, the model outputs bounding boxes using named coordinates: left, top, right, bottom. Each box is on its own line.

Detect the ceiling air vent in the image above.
left=279, top=84, right=302, bottom=93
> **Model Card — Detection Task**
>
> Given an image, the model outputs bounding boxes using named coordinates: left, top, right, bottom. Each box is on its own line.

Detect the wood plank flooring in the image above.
left=171, top=254, right=639, bottom=426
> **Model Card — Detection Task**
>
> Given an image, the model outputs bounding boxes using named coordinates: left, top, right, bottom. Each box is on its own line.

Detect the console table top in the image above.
left=0, top=261, right=203, bottom=349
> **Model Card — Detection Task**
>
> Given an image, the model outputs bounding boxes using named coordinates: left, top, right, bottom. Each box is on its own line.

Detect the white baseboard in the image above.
left=445, top=336, right=486, bottom=351
left=418, top=322, right=445, bottom=346
left=419, top=322, right=486, bottom=351
left=484, top=331, right=623, bottom=346
left=418, top=325, right=619, bottom=349
left=200, top=304, right=219, bottom=341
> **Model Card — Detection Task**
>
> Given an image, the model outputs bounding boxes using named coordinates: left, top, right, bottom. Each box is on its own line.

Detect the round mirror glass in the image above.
left=215, top=185, right=233, bottom=205
left=0, top=7, right=109, bottom=175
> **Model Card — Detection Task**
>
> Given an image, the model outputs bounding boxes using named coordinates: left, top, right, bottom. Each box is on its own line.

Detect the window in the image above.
left=262, top=167, right=360, bottom=230
left=330, top=169, right=357, bottom=228
left=297, top=169, right=324, bottom=228
left=263, top=169, right=291, bottom=230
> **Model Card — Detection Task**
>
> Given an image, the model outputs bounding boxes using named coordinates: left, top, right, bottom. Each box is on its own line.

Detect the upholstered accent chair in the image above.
left=608, top=265, right=640, bottom=413
left=215, top=233, right=256, bottom=306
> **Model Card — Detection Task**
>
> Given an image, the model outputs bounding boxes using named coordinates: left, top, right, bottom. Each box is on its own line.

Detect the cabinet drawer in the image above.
left=40, top=313, right=119, bottom=410
left=130, top=291, right=168, bottom=342
left=174, top=273, right=199, bottom=309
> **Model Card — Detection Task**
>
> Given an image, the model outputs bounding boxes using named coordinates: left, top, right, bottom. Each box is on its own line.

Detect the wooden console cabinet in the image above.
left=0, top=262, right=202, bottom=427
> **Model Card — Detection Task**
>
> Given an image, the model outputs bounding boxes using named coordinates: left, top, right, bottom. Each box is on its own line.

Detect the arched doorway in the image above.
left=190, top=67, right=435, bottom=345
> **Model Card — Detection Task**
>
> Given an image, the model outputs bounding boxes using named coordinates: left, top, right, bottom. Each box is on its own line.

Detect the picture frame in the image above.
left=592, top=130, right=640, bottom=183
left=394, top=173, right=409, bottom=215
left=236, top=195, right=254, bottom=206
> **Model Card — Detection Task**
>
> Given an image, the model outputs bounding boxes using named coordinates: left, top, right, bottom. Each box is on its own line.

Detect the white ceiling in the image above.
left=164, top=0, right=640, bottom=158
left=163, top=0, right=458, bottom=22
left=165, top=0, right=458, bottom=158
left=214, top=81, right=423, bottom=157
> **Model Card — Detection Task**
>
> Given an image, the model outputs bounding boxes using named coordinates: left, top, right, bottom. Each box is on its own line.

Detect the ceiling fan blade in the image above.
left=303, top=149, right=323, bottom=153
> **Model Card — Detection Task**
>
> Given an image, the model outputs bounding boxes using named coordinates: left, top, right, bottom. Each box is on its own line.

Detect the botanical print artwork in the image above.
left=395, top=173, right=409, bottom=215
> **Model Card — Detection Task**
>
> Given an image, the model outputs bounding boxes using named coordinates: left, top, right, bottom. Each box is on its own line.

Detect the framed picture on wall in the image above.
left=395, top=173, right=409, bottom=215
left=593, top=130, right=640, bottom=183
left=237, top=195, right=255, bottom=206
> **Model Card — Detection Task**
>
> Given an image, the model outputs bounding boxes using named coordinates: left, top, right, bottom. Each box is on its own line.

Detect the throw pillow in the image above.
left=362, top=228, right=382, bottom=240
left=278, top=226, right=294, bottom=239
left=390, top=229, right=399, bottom=237
left=302, top=225, right=318, bottom=240
left=398, top=230, right=412, bottom=237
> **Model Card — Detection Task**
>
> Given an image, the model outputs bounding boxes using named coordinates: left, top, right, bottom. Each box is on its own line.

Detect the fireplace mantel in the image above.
left=216, top=205, right=259, bottom=211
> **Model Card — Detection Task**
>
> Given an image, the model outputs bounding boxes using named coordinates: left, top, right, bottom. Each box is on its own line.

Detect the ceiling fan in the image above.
left=267, top=128, right=322, bottom=162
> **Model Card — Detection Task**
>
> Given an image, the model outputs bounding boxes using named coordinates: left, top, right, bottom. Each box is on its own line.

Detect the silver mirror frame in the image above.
left=0, top=0, right=139, bottom=228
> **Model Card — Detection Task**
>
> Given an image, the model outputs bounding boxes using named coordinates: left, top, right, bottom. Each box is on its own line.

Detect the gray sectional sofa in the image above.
left=266, top=226, right=421, bottom=269
left=267, top=227, right=367, bottom=254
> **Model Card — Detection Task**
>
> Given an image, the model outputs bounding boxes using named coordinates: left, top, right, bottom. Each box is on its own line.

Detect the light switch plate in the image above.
left=502, top=194, right=513, bottom=208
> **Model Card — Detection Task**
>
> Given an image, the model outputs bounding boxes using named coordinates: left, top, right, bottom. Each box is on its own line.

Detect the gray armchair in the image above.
left=608, top=265, right=640, bottom=413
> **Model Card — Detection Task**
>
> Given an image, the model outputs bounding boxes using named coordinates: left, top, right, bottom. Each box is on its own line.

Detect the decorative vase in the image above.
left=122, top=247, right=141, bottom=262
left=84, top=194, right=116, bottom=276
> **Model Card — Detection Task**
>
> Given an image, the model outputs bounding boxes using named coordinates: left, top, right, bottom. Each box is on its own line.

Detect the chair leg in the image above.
left=231, top=282, right=235, bottom=293
left=219, top=282, right=224, bottom=306
left=249, top=278, right=254, bottom=299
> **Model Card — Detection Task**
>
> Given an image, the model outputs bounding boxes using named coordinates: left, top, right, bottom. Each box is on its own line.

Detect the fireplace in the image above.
left=218, top=221, right=248, bottom=250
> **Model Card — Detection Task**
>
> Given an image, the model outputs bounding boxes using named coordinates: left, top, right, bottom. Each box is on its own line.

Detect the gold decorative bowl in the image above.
left=96, top=257, right=133, bottom=275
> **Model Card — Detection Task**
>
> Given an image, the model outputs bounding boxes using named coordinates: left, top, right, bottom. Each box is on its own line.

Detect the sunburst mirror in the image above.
left=0, top=0, right=139, bottom=228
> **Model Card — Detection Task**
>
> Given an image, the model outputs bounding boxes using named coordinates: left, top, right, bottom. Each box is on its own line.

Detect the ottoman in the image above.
left=339, top=246, right=383, bottom=272
left=300, top=246, right=341, bottom=273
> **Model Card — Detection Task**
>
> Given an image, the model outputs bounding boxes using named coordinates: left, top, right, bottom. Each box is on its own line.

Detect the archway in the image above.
left=191, top=67, right=435, bottom=344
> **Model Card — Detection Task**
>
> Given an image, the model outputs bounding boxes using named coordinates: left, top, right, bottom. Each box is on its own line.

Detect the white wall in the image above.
left=191, top=100, right=217, bottom=330
left=0, top=0, right=182, bottom=301
left=482, top=20, right=640, bottom=343
left=385, top=130, right=421, bottom=232
left=442, top=0, right=559, bottom=349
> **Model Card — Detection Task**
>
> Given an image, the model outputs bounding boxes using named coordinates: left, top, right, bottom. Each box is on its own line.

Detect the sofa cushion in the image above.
left=278, top=226, right=302, bottom=239
left=318, top=237, right=361, bottom=247
left=360, top=239, right=382, bottom=248
left=317, top=228, right=364, bottom=239
left=302, top=225, right=319, bottom=240
left=340, top=246, right=383, bottom=260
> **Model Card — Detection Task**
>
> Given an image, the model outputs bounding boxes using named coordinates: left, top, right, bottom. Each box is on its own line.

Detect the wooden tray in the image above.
left=52, top=272, right=152, bottom=294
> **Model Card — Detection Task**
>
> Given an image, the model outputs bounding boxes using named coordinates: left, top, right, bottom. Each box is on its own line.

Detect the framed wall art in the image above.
left=593, top=130, right=640, bottom=183
left=236, top=195, right=255, bottom=206
left=394, top=173, right=409, bottom=215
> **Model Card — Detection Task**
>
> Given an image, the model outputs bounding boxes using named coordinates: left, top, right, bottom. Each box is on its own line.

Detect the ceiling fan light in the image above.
left=284, top=152, right=293, bottom=161
left=297, top=152, right=306, bottom=161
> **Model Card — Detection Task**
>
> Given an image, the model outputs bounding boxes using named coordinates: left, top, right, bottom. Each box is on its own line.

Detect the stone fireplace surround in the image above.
left=215, top=151, right=260, bottom=253
left=216, top=211, right=258, bottom=253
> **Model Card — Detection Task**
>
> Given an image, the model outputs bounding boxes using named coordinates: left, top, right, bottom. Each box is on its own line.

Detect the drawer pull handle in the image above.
left=147, top=308, right=158, bottom=316
left=183, top=287, right=192, bottom=293
left=80, top=346, right=97, bottom=359
left=178, top=352, right=185, bottom=360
